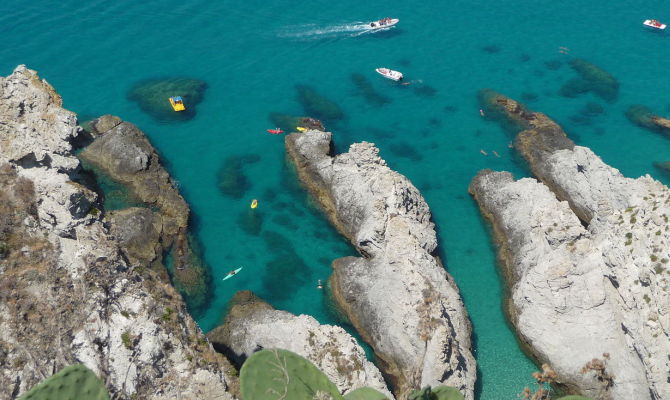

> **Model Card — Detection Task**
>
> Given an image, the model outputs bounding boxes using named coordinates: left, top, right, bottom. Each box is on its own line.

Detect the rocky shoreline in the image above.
left=207, top=290, right=394, bottom=398
left=471, top=93, right=670, bottom=399
left=285, top=130, right=475, bottom=399
left=0, top=66, right=235, bottom=399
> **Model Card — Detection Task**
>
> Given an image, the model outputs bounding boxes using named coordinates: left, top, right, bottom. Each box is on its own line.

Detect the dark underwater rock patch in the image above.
left=295, top=84, right=345, bottom=123
left=521, top=92, right=539, bottom=103
left=413, top=84, right=438, bottom=97
left=351, top=73, right=392, bottom=107
left=560, top=59, right=619, bottom=103
left=581, top=102, right=605, bottom=117
left=544, top=59, right=563, bottom=70
left=389, top=141, right=423, bottom=161
left=127, top=78, right=207, bottom=123
left=237, top=209, right=263, bottom=236
left=261, top=231, right=311, bottom=301
left=217, top=154, right=261, bottom=199
left=481, top=44, right=501, bottom=53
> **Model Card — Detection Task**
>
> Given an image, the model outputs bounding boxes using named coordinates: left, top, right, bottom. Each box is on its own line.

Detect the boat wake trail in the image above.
left=277, top=21, right=389, bottom=40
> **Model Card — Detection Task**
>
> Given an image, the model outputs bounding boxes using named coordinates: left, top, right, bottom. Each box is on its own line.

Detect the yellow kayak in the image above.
left=296, top=126, right=307, bottom=132
left=250, top=199, right=258, bottom=209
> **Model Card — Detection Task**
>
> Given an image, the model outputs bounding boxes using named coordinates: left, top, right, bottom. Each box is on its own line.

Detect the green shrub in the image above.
left=121, top=331, right=133, bottom=350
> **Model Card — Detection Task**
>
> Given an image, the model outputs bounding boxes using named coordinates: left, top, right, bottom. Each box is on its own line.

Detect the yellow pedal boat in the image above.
left=169, top=96, right=186, bottom=112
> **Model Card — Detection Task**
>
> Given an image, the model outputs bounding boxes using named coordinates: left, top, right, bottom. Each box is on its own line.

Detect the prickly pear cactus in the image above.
left=18, top=364, right=110, bottom=400
left=408, top=385, right=464, bottom=400
left=343, top=387, right=389, bottom=400
left=239, top=348, right=344, bottom=400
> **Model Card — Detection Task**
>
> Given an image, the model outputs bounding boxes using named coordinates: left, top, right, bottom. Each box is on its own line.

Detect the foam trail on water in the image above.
left=277, top=21, right=392, bottom=40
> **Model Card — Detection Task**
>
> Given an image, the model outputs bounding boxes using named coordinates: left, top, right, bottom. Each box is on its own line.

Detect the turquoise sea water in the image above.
left=3, top=0, right=670, bottom=398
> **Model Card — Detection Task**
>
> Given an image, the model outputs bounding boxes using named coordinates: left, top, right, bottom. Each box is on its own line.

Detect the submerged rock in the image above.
left=207, top=290, right=393, bottom=398
left=625, top=104, right=670, bottom=135
left=0, top=65, right=235, bottom=399
left=295, top=84, right=345, bottom=123
left=127, top=77, right=206, bottom=123
left=560, top=59, right=619, bottom=103
left=269, top=112, right=326, bottom=133
left=470, top=93, right=670, bottom=400
left=286, top=130, right=475, bottom=399
left=351, top=73, right=391, bottom=106
left=217, top=154, right=260, bottom=199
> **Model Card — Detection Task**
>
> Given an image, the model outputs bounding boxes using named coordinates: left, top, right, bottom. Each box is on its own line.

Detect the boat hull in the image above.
left=644, top=19, right=666, bottom=29
left=368, top=18, right=399, bottom=30
left=375, top=68, right=403, bottom=81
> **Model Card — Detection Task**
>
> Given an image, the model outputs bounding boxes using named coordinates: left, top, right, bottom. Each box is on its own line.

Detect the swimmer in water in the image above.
left=480, top=149, right=488, bottom=156
left=479, top=109, right=485, bottom=117
left=507, top=142, right=513, bottom=148
left=317, top=279, right=323, bottom=289
left=492, top=150, right=500, bottom=158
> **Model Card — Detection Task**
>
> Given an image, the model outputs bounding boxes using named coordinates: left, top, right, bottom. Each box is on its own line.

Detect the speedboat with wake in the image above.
left=643, top=19, right=666, bottom=29
left=368, top=17, right=399, bottom=30
left=375, top=67, right=403, bottom=81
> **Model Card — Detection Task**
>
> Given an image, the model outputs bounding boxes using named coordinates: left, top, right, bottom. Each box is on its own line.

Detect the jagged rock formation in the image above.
left=0, top=65, right=235, bottom=399
left=285, top=130, right=475, bottom=400
left=207, top=291, right=393, bottom=398
left=471, top=92, right=670, bottom=400
left=79, top=115, right=210, bottom=310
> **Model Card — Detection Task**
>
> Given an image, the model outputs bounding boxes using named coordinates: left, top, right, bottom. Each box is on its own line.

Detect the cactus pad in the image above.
left=343, top=387, right=389, bottom=400
left=18, top=364, right=109, bottom=400
left=240, top=348, right=344, bottom=400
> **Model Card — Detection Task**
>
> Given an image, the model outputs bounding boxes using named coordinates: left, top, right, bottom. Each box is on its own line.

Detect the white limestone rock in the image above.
left=286, top=130, right=475, bottom=400
left=0, top=66, right=234, bottom=399
left=471, top=93, right=670, bottom=400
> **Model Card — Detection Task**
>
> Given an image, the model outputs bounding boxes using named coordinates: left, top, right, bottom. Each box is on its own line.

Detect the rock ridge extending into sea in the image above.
left=0, top=65, right=236, bottom=399
left=207, top=290, right=394, bottom=398
left=285, top=129, right=476, bottom=400
left=470, top=91, right=670, bottom=400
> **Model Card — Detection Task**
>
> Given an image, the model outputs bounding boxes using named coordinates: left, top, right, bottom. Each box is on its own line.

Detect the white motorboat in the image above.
left=368, top=17, right=399, bottom=30
left=643, top=19, right=666, bottom=29
left=375, top=68, right=403, bottom=81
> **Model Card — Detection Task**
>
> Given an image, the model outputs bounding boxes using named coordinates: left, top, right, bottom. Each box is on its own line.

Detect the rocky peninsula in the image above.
left=0, top=66, right=235, bottom=399
left=207, top=290, right=394, bottom=398
left=471, top=92, right=670, bottom=399
left=79, top=114, right=210, bottom=310
left=285, top=130, right=476, bottom=399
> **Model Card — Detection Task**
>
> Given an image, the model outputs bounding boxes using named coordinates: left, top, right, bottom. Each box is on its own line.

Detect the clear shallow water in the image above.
left=3, top=0, right=670, bottom=397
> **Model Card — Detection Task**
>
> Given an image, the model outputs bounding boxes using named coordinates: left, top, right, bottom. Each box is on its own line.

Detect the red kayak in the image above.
left=267, top=128, right=284, bottom=135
